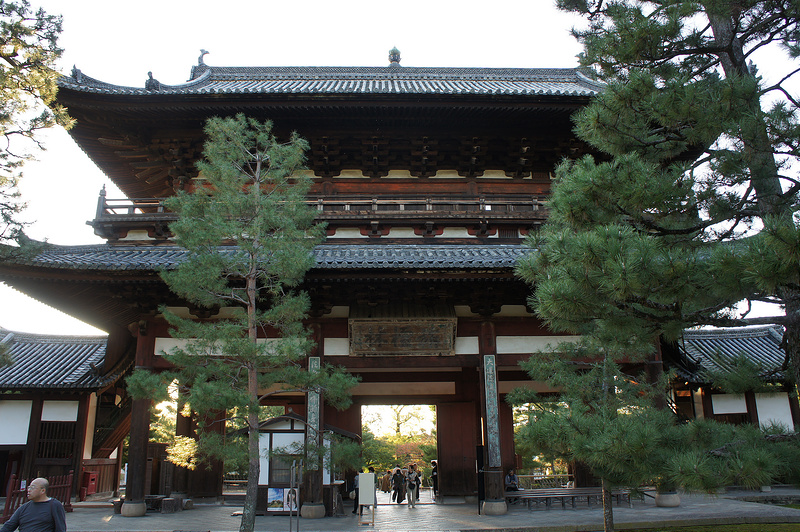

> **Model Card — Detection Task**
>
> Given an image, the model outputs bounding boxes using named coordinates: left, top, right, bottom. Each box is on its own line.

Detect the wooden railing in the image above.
left=1, top=471, right=73, bottom=523
left=517, top=474, right=573, bottom=489
left=94, top=195, right=547, bottom=220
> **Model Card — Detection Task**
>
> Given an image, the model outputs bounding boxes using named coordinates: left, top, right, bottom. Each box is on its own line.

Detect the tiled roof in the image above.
left=24, top=243, right=529, bottom=271
left=0, top=329, right=113, bottom=390
left=60, top=64, right=603, bottom=98
left=673, top=326, right=785, bottom=383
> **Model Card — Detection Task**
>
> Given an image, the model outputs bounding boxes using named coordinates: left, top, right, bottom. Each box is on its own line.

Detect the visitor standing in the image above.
left=381, top=470, right=392, bottom=493
left=431, top=460, right=439, bottom=502
left=406, top=464, right=419, bottom=508
left=0, top=477, right=66, bottom=532
left=392, top=466, right=406, bottom=504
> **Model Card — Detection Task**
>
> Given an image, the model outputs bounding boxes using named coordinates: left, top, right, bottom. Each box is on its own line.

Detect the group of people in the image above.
left=353, top=459, right=440, bottom=514
left=376, top=460, right=436, bottom=507
left=382, top=463, right=421, bottom=507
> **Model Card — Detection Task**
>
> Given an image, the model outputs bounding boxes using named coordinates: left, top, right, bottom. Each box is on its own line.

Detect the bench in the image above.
left=506, top=487, right=632, bottom=510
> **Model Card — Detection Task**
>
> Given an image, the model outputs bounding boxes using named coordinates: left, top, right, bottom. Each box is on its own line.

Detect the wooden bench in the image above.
left=506, top=487, right=632, bottom=510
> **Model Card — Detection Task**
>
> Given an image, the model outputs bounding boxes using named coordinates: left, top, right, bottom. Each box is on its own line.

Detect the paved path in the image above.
left=65, top=488, right=800, bottom=532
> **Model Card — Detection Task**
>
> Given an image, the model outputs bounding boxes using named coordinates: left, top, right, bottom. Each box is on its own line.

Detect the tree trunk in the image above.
left=707, top=8, right=782, bottom=215
left=602, top=477, right=614, bottom=532
left=240, top=275, right=260, bottom=532
left=240, top=366, right=260, bottom=532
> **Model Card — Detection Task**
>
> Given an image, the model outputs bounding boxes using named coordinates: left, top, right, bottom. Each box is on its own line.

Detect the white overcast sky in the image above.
left=0, top=1, right=791, bottom=334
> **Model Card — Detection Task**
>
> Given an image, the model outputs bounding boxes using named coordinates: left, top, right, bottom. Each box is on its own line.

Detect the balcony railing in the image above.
left=94, top=195, right=547, bottom=220
left=90, top=192, right=548, bottom=240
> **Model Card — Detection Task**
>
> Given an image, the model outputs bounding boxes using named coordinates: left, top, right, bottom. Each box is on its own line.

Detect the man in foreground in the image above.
left=0, top=477, right=66, bottom=532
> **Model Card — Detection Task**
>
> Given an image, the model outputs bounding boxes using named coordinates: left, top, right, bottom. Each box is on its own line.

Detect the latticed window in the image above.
left=269, top=455, right=301, bottom=486
left=37, top=421, right=76, bottom=459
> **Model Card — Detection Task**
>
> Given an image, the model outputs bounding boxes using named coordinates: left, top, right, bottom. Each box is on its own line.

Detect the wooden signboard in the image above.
left=349, top=318, right=456, bottom=356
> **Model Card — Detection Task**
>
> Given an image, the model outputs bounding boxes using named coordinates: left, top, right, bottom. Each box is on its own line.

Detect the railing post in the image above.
left=95, top=187, right=107, bottom=220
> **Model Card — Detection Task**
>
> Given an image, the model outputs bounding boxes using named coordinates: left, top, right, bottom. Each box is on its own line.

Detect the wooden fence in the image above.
left=81, top=459, right=120, bottom=496
left=1, top=471, right=73, bottom=523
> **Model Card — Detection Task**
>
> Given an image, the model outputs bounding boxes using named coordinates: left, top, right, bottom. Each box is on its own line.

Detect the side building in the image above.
left=0, top=328, right=129, bottom=499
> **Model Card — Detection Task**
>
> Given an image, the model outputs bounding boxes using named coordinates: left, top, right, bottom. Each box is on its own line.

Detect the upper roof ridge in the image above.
left=59, top=61, right=603, bottom=97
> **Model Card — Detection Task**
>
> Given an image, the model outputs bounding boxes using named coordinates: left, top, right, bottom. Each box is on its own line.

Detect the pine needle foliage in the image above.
left=515, top=3, right=800, bottom=530
left=523, top=0, right=800, bottom=383
left=127, top=115, right=357, bottom=532
left=0, top=1, right=72, bottom=257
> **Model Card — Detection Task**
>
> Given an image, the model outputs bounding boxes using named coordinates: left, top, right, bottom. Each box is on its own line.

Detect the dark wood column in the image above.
left=171, top=396, right=191, bottom=496
left=23, top=397, right=43, bottom=479
left=123, top=320, right=155, bottom=515
left=301, top=321, right=325, bottom=518
left=745, top=391, right=760, bottom=426
left=478, top=320, right=505, bottom=513
left=700, top=388, right=714, bottom=419
left=787, top=385, right=800, bottom=430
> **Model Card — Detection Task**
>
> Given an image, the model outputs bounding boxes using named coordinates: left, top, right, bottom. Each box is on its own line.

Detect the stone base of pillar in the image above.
left=481, top=499, right=508, bottom=515
left=300, top=502, right=325, bottom=519
left=120, top=501, right=147, bottom=517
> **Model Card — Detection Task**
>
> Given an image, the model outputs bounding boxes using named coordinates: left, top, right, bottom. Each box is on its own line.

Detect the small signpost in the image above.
left=357, top=472, right=376, bottom=526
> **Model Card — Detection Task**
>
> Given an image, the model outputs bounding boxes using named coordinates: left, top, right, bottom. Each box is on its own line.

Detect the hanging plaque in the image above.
left=349, top=318, right=456, bottom=356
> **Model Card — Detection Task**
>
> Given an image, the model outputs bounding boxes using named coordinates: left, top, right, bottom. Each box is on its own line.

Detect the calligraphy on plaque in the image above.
left=349, top=318, right=456, bottom=356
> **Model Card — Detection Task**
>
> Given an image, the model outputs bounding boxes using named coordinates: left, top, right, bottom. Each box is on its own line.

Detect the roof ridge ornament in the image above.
left=198, top=49, right=209, bottom=66
left=145, top=71, right=161, bottom=91
left=388, top=47, right=401, bottom=67
left=71, top=65, right=82, bottom=84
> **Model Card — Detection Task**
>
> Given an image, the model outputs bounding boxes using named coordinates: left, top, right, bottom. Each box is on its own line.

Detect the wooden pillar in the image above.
left=479, top=320, right=506, bottom=515
left=787, top=385, right=800, bottom=430
left=73, top=393, right=92, bottom=498
left=171, top=396, right=191, bottom=497
left=23, top=397, right=43, bottom=479
left=122, top=320, right=154, bottom=517
left=300, top=350, right=325, bottom=519
left=700, top=388, right=714, bottom=419
left=745, top=391, right=760, bottom=426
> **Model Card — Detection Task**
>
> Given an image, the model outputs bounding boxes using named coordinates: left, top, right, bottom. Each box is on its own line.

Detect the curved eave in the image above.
left=0, top=243, right=530, bottom=273
left=0, top=243, right=532, bottom=330
left=57, top=85, right=595, bottom=117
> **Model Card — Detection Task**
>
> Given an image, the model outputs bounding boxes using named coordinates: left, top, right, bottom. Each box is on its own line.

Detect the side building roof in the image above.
left=671, top=326, right=785, bottom=384
left=0, top=329, right=126, bottom=392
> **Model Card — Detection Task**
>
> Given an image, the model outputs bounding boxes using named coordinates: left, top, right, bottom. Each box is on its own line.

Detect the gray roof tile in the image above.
left=25, top=244, right=528, bottom=271
left=0, top=329, right=110, bottom=390
left=675, top=326, right=785, bottom=382
left=60, top=65, right=603, bottom=97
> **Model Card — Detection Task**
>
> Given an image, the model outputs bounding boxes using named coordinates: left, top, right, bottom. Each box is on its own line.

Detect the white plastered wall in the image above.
left=711, top=394, right=747, bottom=414
left=42, top=400, right=79, bottom=421
left=0, top=400, right=32, bottom=445
left=755, top=392, right=795, bottom=430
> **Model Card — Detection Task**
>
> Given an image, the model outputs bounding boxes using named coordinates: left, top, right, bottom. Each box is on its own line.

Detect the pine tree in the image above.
left=518, top=0, right=799, bottom=385
left=514, top=3, right=800, bottom=530
left=127, top=115, right=357, bottom=532
left=0, top=1, right=72, bottom=256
